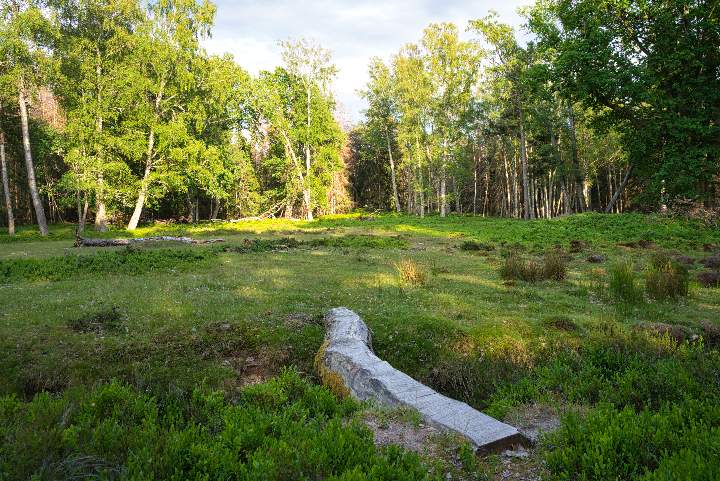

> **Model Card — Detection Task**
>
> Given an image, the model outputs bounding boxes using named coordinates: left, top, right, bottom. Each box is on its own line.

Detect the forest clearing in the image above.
left=2, top=213, right=720, bottom=479
left=2, top=0, right=720, bottom=479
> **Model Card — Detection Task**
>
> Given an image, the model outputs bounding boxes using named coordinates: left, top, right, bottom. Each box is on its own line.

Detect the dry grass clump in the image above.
left=500, top=250, right=566, bottom=282
left=645, top=252, right=689, bottom=301
left=500, top=254, right=543, bottom=282
left=543, top=250, right=567, bottom=281
left=395, top=259, right=428, bottom=286
left=542, top=316, right=579, bottom=332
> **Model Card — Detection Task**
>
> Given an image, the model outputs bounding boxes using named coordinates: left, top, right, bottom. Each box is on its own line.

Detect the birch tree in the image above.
left=279, top=38, right=337, bottom=221
left=0, top=0, right=51, bottom=235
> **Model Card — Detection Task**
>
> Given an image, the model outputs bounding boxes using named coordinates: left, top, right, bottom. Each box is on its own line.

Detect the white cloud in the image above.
left=203, top=0, right=532, bottom=124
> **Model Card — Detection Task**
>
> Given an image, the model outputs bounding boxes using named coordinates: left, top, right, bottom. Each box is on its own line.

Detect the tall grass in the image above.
left=608, top=261, right=644, bottom=304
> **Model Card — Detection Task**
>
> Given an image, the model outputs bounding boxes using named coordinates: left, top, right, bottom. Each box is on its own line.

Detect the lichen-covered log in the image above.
left=75, top=236, right=224, bottom=247
left=317, top=307, right=527, bottom=452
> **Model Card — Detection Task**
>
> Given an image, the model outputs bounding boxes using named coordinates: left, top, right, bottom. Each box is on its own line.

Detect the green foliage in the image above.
left=309, top=235, right=407, bottom=249
left=608, top=261, right=643, bottom=305
left=527, top=0, right=720, bottom=202
left=546, top=401, right=720, bottom=481
left=0, top=246, right=217, bottom=282
left=0, top=370, right=443, bottom=481
left=645, top=252, right=690, bottom=301
left=487, top=333, right=720, bottom=416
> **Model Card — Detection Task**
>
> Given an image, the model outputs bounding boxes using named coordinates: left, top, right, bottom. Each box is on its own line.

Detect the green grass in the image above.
left=1, top=213, right=719, bottom=480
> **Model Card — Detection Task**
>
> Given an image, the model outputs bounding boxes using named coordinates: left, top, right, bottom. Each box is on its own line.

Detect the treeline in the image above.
left=1, top=1, right=719, bottom=235
left=0, top=0, right=347, bottom=235
left=350, top=1, right=720, bottom=218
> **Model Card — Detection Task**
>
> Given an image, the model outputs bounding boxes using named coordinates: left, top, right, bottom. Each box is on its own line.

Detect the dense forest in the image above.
left=1, top=0, right=718, bottom=235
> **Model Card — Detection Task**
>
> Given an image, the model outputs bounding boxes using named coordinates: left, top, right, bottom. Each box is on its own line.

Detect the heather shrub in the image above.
left=0, top=370, right=443, bottom=481
left=542, top=250, right=567, bottom=281
left=645, top=252, right=689, bottom=300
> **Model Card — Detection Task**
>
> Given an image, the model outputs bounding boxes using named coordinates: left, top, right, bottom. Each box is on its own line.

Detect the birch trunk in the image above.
left=304, top=87, right=313, bottom=220
left=385, top=126, right=400, bottom=213
left=18, top=83, right=48, bottom=235
left=606, top=165, right=633, bottom=213
left=127, top=129, right=154, bottom=230
left=0, top=128, right=15, bottom=236
left=567, top=103, right=586, bottom=212
left=94, top=51, right=108, bottom=232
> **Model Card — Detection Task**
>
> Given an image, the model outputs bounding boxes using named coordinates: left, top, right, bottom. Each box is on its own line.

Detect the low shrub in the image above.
left=697, top=270, right=720, bottom=287
left=700, top=254, right=720, bottom=269
left=500, top=253, right=543, bottom=282
left=500, top=251, right=566, bottom=282
left=645, top=252, right=689, bottom=300
left=542, top=250, right=567, bottom=281
left=310, top=235, right=407, bottom=249
left=542, top=316, right=578, bottom=332
left=394, top=259, right=428, bottom=286
left=0, top=247, right=217, bottom=283
left=608, top=261, right=644, bottom=304
left=486, top=331, right=720, bottom=417
left=67, top=306, right=126, bottom=334
left=460, top=240, right=494, bottom=252
left=545, top=400, right=720, bottom=481
left=0, top=370, right=444, bottom=481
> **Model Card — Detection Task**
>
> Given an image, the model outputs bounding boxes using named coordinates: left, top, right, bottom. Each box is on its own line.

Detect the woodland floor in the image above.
left=1, top=213, right=720, bottom=480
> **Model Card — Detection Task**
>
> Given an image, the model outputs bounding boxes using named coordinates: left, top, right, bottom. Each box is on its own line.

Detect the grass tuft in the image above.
left=394, top=259, right=428, bottom=286
left=645, top=252, right=689, bottom=301
left=608, top=261, right=644, bottom=304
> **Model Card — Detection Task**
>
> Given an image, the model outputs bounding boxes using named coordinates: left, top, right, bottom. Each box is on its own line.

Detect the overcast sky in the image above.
left=203, top=0, right=532, bottom=124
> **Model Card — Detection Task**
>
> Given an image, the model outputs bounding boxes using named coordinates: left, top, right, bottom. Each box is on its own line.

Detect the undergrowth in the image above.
left=0, top=369, right=447, bottom=481
left=0, top=246, right=218, bottom=283
left=483, top=330, right=720, bottom=481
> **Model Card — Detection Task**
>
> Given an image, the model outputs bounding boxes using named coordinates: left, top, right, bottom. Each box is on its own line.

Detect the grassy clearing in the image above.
left=1, top=213, right=719, bottom=480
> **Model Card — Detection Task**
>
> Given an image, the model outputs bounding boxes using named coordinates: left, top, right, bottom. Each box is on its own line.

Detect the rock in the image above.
left=587, top=254, right=606, bottom=263
left=502, top=447, right=530, bottom=459
left=317, top=307, right=526, bottom=452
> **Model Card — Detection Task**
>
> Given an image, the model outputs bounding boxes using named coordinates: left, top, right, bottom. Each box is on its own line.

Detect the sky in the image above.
left=203, top=0, right=532, bottom=125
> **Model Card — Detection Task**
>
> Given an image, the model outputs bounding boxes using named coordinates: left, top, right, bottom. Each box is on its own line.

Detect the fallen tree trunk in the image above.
left=75, top=236, right=224, bottom=247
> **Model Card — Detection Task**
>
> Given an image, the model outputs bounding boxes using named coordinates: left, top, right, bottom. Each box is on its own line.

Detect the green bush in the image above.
left=310, top=235, right=407, bottom=249
left=608, top=261, right=644, bottom=304
left=487, top=332, right=720, bottom=415
left=546, top=400, right=720, bottom=481
left=645, top=252, right=690, bottom=300
left=0, top=370, right=443, bottom=481
left=0, top=247, right=218, bottom=283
